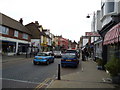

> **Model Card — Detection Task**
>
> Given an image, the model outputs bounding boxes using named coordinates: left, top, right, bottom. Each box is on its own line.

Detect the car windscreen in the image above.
left=66, top=50, right=77, bottom=53
left=54, top=51, right=61, bottom=53
left=37, top=53, right=48, bottom=56
left=62, top=53, right=76, bottom=58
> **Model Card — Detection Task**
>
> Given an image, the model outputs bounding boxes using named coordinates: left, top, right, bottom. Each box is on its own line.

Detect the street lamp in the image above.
left=86, top=12, right=95, bottom=18
left=86, top=14, right=90, bottom=18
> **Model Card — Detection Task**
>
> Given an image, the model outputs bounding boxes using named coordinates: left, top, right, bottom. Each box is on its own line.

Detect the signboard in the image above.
left=31, top=39, right=40, bottom=47
left=85, top=32, right=100, bottom=37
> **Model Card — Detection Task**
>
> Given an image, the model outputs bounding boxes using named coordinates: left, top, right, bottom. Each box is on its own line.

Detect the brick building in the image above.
left=0, top=13, right=31, bottom=56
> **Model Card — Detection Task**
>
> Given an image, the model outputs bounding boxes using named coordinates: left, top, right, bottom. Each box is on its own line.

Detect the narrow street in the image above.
left=1, top=1, right=120, bottom=89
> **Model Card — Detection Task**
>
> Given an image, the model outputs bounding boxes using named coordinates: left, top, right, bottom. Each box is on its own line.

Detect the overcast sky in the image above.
left=0, top=0, right=101, bottom=42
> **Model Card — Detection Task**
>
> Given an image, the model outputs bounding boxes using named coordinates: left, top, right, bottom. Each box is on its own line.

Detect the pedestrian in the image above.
left=82, top=50, right=85, bottom=61
left=85, top=51, right=89, bottom=61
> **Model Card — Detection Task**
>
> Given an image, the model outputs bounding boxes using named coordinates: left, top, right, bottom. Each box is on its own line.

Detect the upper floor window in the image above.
left=0, top=25, right=9, bottom=35
left=107, top=2, right=114, bottom=13
left=101, top=1, right=115, bottom=17
left=14, top=30, right=18, bottom=37
left=23, top=33, right=28, bottom=39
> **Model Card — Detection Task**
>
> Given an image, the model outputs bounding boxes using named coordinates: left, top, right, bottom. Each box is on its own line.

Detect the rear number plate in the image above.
left=66, top=60, right=72, bottom=61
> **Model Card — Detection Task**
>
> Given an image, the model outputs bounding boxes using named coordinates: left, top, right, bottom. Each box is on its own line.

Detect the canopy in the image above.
left=103, top=23, right=120, bottom=45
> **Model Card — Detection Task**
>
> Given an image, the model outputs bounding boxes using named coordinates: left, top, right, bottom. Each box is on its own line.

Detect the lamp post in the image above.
left=86, top=12, right=96, bottom=59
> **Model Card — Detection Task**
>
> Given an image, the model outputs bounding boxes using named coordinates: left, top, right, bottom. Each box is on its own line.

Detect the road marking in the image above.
left=34, top=78, right=52, bottom=90
left=1, top=78, right=39, bottom=84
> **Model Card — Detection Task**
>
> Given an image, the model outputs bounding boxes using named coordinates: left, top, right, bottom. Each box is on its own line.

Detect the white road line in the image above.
left=0, top=78, right=39, bottom=84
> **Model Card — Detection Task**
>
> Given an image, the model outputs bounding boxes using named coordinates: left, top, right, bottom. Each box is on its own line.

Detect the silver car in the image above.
left=54, top=51, right=62, bottom=58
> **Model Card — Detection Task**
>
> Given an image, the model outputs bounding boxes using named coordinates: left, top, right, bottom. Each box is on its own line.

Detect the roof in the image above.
left=1, top=13, right=31, bottom=35
left=25, top=22, right=41, bottom=39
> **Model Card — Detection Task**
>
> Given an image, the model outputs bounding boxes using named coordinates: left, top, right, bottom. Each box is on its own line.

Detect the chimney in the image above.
left=19, top=18, right=23, bottom=24
left=35, top=21, right=39, bottom=26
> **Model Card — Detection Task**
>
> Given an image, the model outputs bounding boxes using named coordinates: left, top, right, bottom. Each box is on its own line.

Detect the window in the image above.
left=101, top=1, right=114, bottom=17
left=14, top=30, right=18, bottom=37
left=107, top=2, right=114, bottom=13
left=23, top=33, right=28, bottom=39
left=0, top=25, right=9, bottom=35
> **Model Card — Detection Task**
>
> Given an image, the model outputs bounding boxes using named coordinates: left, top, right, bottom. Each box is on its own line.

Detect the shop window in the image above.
left=23, top=33, right=28, bottom=39
left=0, top=25, right=9, bottom=35
left=14, top=30, right=18, bottom=37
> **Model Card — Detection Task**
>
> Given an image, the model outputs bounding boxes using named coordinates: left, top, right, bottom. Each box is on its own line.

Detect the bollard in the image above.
left=58, top=64, right=61, bottom=80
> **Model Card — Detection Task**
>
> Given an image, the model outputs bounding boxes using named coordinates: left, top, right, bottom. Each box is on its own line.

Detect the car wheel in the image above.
left=52, top=59, right=54, bottom=63
left=46, top=61, right=49, bottom=65
left=33, top=61, right=37, bottom=65
left=74, top=65, right=78, bottom=68
left=61, top=64, right=65, bottom=68
left=52, top=60, right=54, bottom=63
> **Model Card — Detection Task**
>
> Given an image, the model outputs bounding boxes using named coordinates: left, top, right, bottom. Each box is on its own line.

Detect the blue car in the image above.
left=33, top=52, right=54, bottom=65
left=61, top=53, right=79, bottom=68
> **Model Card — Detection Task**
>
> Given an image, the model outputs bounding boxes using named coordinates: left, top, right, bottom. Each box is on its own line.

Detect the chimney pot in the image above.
left=35, top=21, right=39, bottom=26
left=19, top=18, right=23, bottom=24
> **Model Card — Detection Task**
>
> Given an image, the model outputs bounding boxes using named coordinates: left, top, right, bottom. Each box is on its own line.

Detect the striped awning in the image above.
left=103, top=23, right=120, bottom=45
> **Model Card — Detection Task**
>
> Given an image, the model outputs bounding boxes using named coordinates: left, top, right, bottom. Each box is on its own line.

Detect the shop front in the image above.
left=17, top=43, right=29, bottom=54
left=103, top=23, right=120, bottom=61
left=2, top=40, right=16, bottom=55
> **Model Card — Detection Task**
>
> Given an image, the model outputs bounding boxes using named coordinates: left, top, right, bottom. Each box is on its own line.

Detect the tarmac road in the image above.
left=2, top=57, right=82, bottom=88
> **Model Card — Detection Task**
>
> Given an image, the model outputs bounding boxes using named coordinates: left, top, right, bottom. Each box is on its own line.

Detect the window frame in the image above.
left=23, top=33, right=28, bottom=40
left=14, top=30, right=19, bottom=37
left=0, top=25, right=9, bottom=35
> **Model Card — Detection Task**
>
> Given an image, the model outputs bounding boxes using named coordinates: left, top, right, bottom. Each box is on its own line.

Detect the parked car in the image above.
left=43, top=51, right=54, bottom=56
left=53, top=51, right=62, bottom=58
left=65, top=49, right=80, bottom=58
left=33, top=52, right=54, bottom=65
left=61, top=53, right=79, bottom=68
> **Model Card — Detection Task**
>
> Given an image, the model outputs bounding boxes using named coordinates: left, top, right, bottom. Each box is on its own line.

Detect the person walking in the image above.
left=82, top=50, right=86, bottom=61
left=85, top=51, right=89, bottom=61
left=83, top=48, right=89, bottom=61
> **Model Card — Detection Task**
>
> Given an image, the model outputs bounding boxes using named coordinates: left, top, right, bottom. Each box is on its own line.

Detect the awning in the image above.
left=103, top=23, right=120, bottom=45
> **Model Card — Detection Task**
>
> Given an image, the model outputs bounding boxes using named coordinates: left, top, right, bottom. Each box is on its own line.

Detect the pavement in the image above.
left=1, top=54, right=34, bottom=63
left=47, top=59, right=119, bottom=88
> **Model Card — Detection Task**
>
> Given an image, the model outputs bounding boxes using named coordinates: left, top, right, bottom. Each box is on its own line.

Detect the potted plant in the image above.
left=96, top=58, right=104, bottom=70
left=105, top=57, right=120, bottom=84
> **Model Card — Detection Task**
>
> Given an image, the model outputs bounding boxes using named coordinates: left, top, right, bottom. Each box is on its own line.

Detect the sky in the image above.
left=0, top=0, right=101, bottom=42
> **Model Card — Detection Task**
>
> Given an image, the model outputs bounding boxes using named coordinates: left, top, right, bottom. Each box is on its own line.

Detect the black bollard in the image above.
left=58, top=64, right=61, bottom=80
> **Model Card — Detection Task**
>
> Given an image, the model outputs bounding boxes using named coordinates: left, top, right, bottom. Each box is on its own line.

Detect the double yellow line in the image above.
left=34, top=78, right=52, bottom=90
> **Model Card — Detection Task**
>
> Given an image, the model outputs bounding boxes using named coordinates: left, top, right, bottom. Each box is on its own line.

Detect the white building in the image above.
left=101, top=0, right=120, bottom=27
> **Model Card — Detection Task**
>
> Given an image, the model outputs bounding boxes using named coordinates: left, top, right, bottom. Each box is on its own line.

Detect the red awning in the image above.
left=103, top=23, right=120, bottom=45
